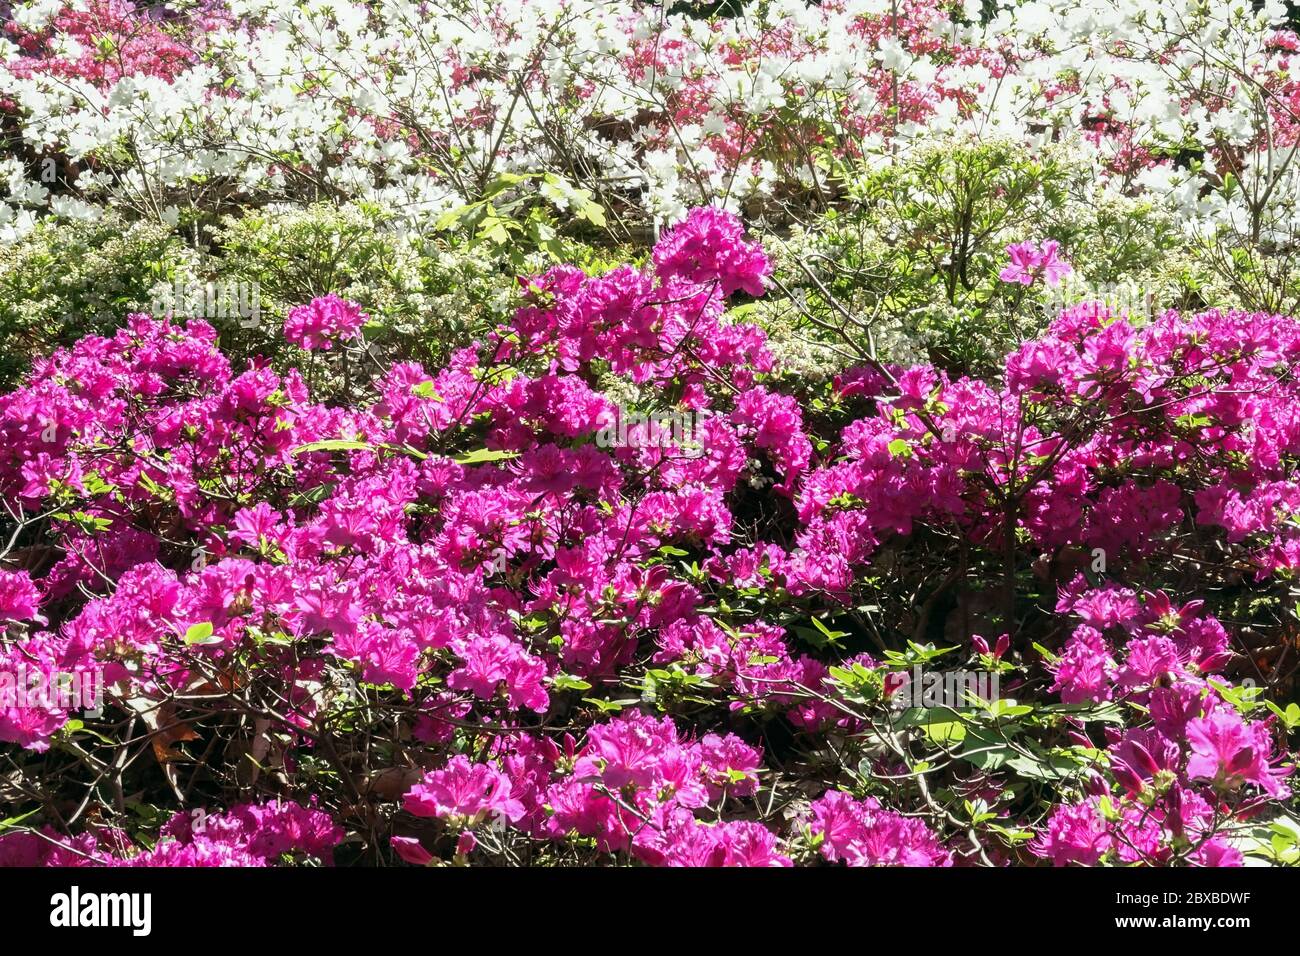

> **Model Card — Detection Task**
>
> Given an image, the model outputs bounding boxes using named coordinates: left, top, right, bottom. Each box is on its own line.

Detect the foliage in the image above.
left=759, top=137, right=1192, bottom=375
left=0, top=214, right=199, bottom=388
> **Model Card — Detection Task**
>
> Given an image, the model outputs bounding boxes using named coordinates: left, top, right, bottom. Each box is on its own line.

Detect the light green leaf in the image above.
left=454, top=448, right=520, bottom=465
left=292, top=439, right=375, bottom=456
left=183, top=621, right=221, bottom=645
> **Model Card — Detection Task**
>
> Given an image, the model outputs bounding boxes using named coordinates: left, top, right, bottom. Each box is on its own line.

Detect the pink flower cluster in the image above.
left=998, top=240, right=1073, bottom=287
left=283, top=294, right=368, bottom=351
left=0, top=211, right=1296, bottom=866
left=0, top=800, right=341, bottom=866
left=3, top=0, right=209, bottom=86
left=401, top=712, right=796, bottom=866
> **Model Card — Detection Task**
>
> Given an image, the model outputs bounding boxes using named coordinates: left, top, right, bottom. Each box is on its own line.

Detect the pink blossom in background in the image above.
left=999, top=240, right=1073, bottom=287
left=284, top=295, right=368, bottom=351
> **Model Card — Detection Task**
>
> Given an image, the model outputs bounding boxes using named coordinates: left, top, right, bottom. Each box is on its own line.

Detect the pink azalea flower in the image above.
left=1030, top=799, right=1111, bottom=866
left=999, top=240, right=1073, bottom=287
left=1048, top=625, right=1116, bottom=704
left=1185, top=711, right=1292, bottom=798
left=809, top=790, right=951, bottom=867
left=404, top=755, right=527, bottom=825
left=284, top=295, right=367, bottom=351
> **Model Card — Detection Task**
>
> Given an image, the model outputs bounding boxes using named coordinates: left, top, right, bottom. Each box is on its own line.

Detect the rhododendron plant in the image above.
left=0, top=0, right=1298, bottom=879
left=0, top=204, right=1296, bottom=870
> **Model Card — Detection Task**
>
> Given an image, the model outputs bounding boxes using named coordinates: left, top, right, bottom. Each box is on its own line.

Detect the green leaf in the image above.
left=986, top=698, right=1033, bottom=719
left=0, top=807, right=39, bottom=833
left=434, top=203, right=477, bottom=232
left=583, top=698, right=633, bottom=714
left=292, top=439, right=375, bottom=456
left=1005, top=750, right=1086, bottom=782
left=1266, top=700, right=1300, bottom=730
left=1032, top=642, right=1058, bottom=664
left=454, top=448, right=520, bottom=465
left=921, top=719, right=968, bottom=744
left=986, top=823, right=1034, bottom=843
left=797, top=615, right=851, bottom=650
left=183, top=621, right=221, bottom=645
left=550, top=674, right=592, bottom=692
left=479, top=216, right=512, bottom=245
left=576, top=198, right=607, bottom=228
left=1040, top=701, right=1126, bottom=724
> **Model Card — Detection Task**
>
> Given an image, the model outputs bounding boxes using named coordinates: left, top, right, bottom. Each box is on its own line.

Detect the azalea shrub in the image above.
left=0, top=198, right=623, bottom=396
left=6, top=0, right=1299, bottom=405
left=0, top=214, right=201, bottom=389
left=0, top=207, right=1298, bottom=868
left=2, top=0, right=1299, bottom=246
left=758, top=135, right=1193, bottom=377
left=2, top=0, right=1300, bottom=873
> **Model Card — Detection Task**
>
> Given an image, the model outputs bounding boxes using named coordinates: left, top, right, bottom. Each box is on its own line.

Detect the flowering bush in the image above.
left=2, top=0, right=1297, bottom=244
left=5, top=0, right=1300, bottom=389
left=756, top=134, right=1193, bottom=377
left=0, top=213, right=201, bottom=388
left=1, top=207, right=1297, bottom=867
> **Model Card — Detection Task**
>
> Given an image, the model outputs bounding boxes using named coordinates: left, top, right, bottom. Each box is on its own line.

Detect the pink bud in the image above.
left=1129, top=741, right=1162, bottom=777
left=1083, top=771, right=1110, bottom=797
left=1067, top=731, right=1093, bottom=749
left=1111, top=762, right=1145, bottom=796
left=391, top=836, right=434, bottom=866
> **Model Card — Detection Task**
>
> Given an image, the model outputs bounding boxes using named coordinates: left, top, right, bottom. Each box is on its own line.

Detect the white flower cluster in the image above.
left=0, top=0, right=1295, bottom=243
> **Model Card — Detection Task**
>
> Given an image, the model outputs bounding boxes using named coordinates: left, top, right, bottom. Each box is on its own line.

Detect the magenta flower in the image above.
left=1109, top=727, right=1180, bottom=794
left=999, top=240, right=1073, bottom=287
left=447, top=632, right=550, bottom=713
left=633, top=812, right=791, bottom=867
left=1048, top=625, right=1116, bottom=704
left=809, top=790, right=951, bottom=867
left=1030, top=799, right=1111, bottom=866
left=0, top=570, right=43, bottom=623
left=404, top=755, right=526, bottom=826
left=652, top=206, right=771, bottom=297
left=1185, top=711, right=1292, bottom=798
left=0, top=206, right=1298, bottom=867
left=284, top=294, right=367, bottom=351
left=390, top=836, right=435, bottom=866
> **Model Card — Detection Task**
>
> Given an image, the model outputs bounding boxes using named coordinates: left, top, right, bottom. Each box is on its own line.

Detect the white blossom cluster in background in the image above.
left=0, top=0, right=1296, bottom=246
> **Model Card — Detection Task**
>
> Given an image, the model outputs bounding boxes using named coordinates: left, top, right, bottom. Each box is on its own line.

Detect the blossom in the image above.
left=1048, top=626, right=1116, bottom=704
left=447, top=633, right=550, bottom=713
left=633, top=812, right=791, bottom=867
left=652, top=206, right=770, bottom=297
left=404, top=756, right=527, bottom=826
left=0, top=570, right=42, bottom=623
left=809, top=791, right=951, bottom=867
left=999, top=240, right=1073, bottom=287
left=284, top=295, right=368, bottom=351
left=1030, top=800, right=1111, bottom=866
left=0, top=193, right=1298, bottom=868
left=1109, top=728, right=1181, bottom=794
left=1185, top=711, right=1292, bottom=798
left=0, top=800, right=342, bottom=867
